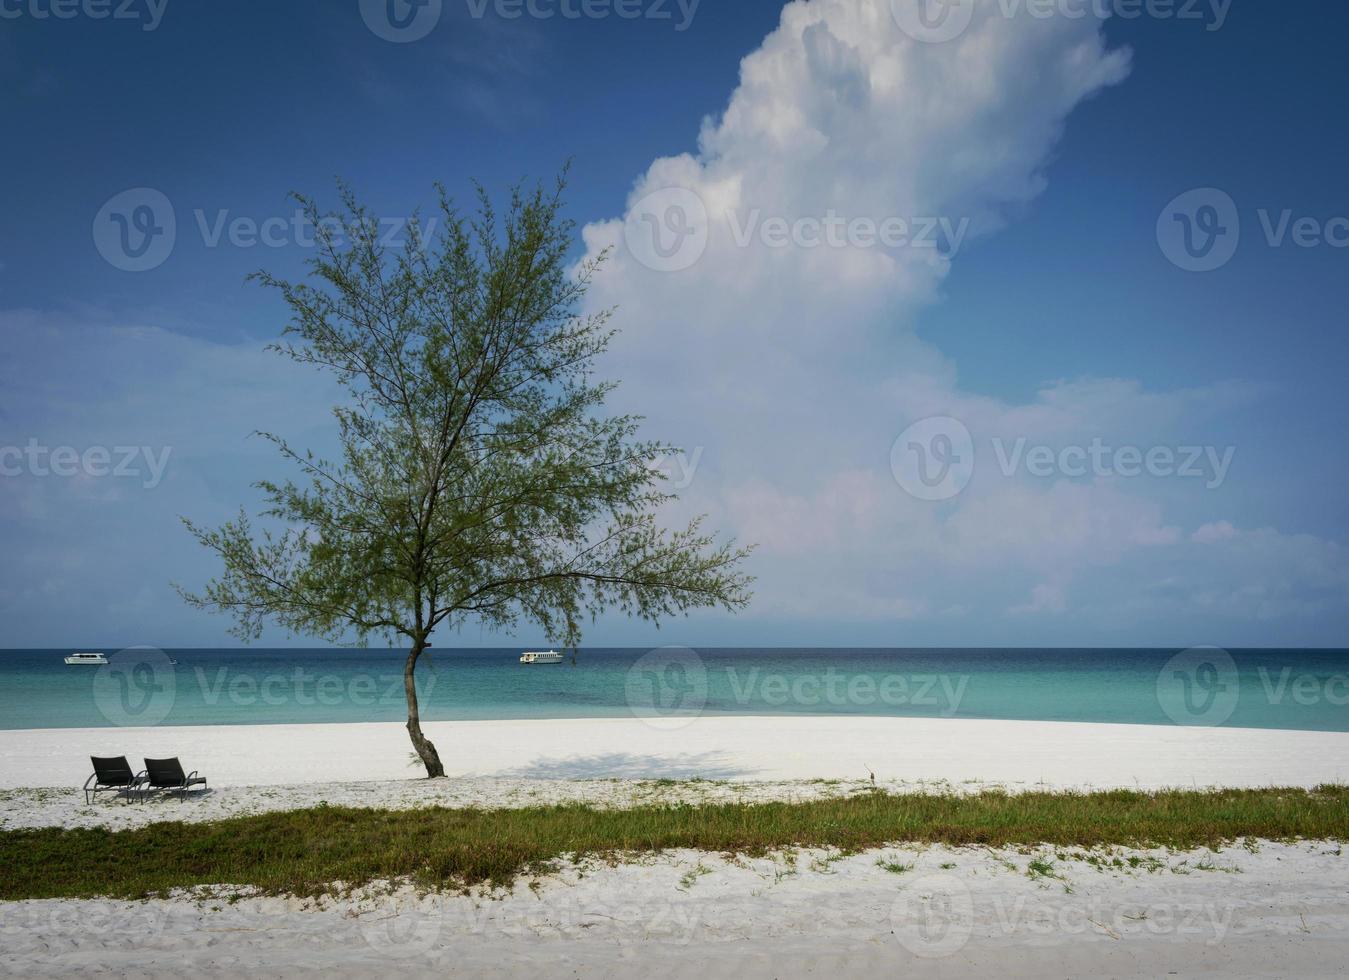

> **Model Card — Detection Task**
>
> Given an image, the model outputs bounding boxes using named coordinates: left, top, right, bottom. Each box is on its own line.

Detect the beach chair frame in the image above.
left=84, top=756, right=147, bottom=805
left=141, top=757, right=208, bottom=800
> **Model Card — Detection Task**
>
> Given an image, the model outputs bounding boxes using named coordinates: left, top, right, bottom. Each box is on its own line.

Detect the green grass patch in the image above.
left=876, top=857, right=914, bottom=874
left=3, top=785, right=1346, bottom=900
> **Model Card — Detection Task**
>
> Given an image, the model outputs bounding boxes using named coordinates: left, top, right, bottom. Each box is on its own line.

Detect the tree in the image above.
left=179, top=175, right=754, bottom=777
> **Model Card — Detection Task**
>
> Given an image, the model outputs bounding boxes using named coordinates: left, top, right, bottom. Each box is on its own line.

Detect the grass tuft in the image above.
left=2, top=785, right=1346, bottom=900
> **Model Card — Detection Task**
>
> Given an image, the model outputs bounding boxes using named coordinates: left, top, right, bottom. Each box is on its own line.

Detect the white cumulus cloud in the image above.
left=573, top=0, right=1349, bottom=642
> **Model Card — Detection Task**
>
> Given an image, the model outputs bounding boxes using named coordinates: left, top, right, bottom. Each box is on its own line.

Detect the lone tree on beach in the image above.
left=180, top=175, right=753, bottom=777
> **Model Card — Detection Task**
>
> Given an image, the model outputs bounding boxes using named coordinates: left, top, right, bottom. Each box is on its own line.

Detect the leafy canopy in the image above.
left=181, top=175, right=753, bottom=648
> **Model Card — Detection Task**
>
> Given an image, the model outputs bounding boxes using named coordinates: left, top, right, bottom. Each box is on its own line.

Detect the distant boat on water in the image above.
left=63, top=651, right=176, bottom=666
left=519, top=650, right=564, bottom=665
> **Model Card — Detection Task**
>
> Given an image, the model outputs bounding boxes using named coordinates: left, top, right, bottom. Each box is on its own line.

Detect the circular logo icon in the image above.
left=358, top=897, right=445, bottom=958
left=92, top=646, right=177, bottom=727
left=1157, top=646, right=1239, bottom=727
left=624, top=646, right=708, bottom=730
left=891, top=0, right=976, bottom=44
left=891, top=416, right=975, bottom=501
left=1156, top=188, right=1240, bottom=273
left=359, top=0, right=443, bottom=43
left=623, top=186, right=709, bottom=273
left=891, top=874, right=974, bottom=958
left=93, top=188, right=176, bottom=272
left=45, top=898, right=177, bottom=943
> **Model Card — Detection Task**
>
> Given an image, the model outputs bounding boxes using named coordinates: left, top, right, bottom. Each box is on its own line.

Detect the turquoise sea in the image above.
left=0, top=648, right=1346, bottom=731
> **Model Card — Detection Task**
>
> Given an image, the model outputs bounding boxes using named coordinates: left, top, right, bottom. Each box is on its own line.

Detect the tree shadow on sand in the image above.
left=491, top=751, right=754, bottom=781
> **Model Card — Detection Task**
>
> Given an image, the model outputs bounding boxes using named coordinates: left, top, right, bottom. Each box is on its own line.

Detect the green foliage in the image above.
left=4, top=786, right=1346, bottom=900
left=179, top=172, right=753, bottom=649
left=876, top=857, right=913, bottom=874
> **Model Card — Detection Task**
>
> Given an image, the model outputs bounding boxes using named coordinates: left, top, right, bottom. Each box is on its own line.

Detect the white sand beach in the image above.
left=3, top=841, right=1347, bottom=978
left=3, top=715, right=1348, bottom=796
left=4, top=716, right=1349, bottom=977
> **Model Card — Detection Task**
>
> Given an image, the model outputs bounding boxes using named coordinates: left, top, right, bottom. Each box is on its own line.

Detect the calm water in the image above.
left=0, top=648, right=1346, bottom=731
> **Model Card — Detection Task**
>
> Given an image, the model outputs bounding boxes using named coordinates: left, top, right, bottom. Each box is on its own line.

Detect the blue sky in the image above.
left=2, top=0, right=1348, bottom=648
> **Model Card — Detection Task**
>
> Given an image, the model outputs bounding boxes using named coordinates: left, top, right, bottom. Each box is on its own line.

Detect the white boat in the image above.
left=64, top=652, right=108, bottom=665
left=519, top=650, right=565, bottom=665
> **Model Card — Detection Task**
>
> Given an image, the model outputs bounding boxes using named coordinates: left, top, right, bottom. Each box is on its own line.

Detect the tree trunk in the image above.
left=405, top=640, right=445, bottom=778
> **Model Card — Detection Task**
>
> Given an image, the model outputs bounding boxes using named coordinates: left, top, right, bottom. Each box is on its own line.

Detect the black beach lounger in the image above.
left=84, top=756, right=146, bottom=804
left=143, top=757, right=208, bottom=799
